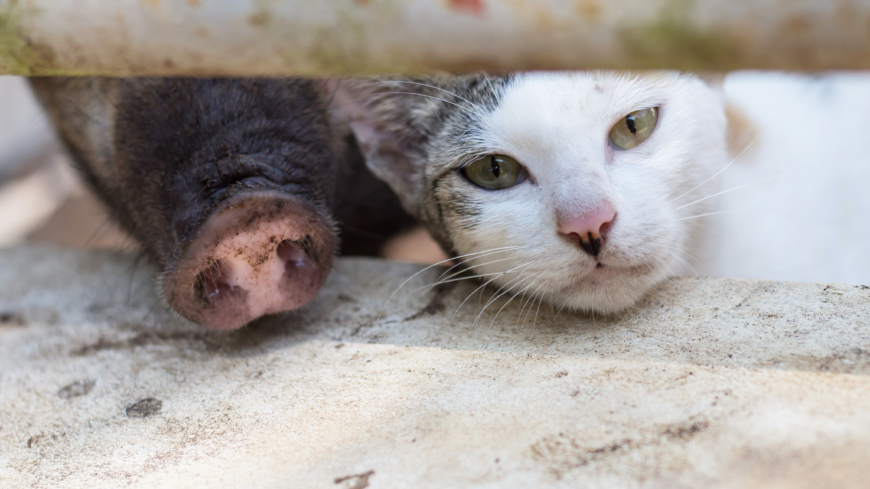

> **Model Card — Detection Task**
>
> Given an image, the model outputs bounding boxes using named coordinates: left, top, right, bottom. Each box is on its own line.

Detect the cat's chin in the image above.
left=553, top=263, right=666, bottom=315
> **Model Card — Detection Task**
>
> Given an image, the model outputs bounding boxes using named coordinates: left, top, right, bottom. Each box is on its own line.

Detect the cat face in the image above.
left=333, top=72, right=727, bottom=314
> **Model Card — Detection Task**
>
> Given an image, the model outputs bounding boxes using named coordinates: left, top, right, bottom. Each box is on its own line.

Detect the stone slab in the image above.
left=0, top=246, right=869, bottom=488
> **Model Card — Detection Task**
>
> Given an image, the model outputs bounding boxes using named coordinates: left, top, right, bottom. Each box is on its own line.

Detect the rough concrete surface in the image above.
left=0, top=245, right=869, bottom=488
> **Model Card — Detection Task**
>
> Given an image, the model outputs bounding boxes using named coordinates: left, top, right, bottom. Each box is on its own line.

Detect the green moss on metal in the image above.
left=0, top=2, right=31, bottom=74
left=621, top=1, right=742, bottom=71
left=0, top=2, right=82, bottom=75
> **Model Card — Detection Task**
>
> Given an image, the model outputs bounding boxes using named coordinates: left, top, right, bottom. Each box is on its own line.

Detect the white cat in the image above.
left=332, top=71, right=728, bottom=314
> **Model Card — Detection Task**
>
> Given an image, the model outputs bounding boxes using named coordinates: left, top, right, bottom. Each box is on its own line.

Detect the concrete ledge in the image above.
left=1, top=246, right=868, bottom=488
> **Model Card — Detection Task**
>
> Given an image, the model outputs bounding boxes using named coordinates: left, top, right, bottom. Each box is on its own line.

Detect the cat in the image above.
left=329, top=71, right=728, bottom=314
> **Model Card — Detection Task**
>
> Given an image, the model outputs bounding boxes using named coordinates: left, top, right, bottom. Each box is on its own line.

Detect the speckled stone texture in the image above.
left=0, top=246, right=868, bottom=488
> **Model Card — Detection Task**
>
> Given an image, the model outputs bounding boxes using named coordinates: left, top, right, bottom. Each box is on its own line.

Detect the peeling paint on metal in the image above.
left=446, top=0, right=486, bottom=17
left=2, top=0, right=870, bottom=75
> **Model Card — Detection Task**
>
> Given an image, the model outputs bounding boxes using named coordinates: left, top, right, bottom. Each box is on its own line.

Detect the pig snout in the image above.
left=162, top=193, right=335, bottom=330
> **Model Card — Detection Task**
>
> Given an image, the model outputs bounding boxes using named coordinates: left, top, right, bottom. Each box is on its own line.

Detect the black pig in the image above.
left=30, top=78, right=414, bottom=330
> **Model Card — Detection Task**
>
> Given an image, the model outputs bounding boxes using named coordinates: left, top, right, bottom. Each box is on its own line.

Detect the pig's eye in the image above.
left=609, top=107, right=659, bottom=150
left=462, top=155, right=526, bottom=189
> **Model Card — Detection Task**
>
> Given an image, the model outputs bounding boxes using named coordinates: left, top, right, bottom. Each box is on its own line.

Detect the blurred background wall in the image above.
left=0, top=73, right=867, bottom=284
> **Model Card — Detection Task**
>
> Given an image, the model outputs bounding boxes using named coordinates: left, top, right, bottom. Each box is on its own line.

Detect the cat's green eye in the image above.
left=609, top=107, right=659, bottom=150
left=462, top=155, right=525, bottom=189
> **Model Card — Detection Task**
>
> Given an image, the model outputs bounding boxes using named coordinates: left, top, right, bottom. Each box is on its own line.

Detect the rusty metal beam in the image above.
left=2, top=0, right=870, bottom=76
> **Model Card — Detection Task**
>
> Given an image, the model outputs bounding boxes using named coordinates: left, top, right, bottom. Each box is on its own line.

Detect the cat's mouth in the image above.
left=566, top=260, right=618, bottom=283
left=588, top=261, right=649, bottom=277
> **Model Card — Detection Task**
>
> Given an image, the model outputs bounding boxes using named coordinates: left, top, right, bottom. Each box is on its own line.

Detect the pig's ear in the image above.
left=325, top=77, right=439, bottom=218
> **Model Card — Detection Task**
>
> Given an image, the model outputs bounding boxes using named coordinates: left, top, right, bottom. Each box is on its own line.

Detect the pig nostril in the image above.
left=202, top=278, right=227, bottom=304
left=299, top=235, right=315, bottom=260
left=277, top=239, right=310, bottom=271
left=194, top=259, right=240, bottom=306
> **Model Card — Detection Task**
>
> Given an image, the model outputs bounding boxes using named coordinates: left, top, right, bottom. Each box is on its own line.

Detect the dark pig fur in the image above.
left=30, top=77, right=414, bottom=330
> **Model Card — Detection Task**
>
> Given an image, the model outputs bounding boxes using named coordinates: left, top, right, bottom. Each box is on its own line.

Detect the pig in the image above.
left=30, top=77, right=415, bottom=330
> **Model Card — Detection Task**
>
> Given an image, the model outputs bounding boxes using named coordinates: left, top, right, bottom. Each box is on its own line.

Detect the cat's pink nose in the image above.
left=558, top=204, right=617, bottom=257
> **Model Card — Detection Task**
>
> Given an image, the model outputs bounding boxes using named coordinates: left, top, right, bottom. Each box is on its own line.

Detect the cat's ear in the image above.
left=695, top=73, right=725, bottom=90
left=324, top=77, right=440, bottom=217
left=690, top=73, right=755, bottom=157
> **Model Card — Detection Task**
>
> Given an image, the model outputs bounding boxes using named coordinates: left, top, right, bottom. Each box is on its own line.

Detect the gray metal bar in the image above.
left=2, top=0, right=870, bottom=76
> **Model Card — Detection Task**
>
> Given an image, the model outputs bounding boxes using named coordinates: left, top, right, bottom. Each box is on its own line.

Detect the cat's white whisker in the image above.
left=489, top=271, right=546, bottom=328
left=433, top=254, right=520, bottom=285
left=532, top=291, right=547, bottom=330
left=431, top=246, right=525, bottom=285
left=413, top=248, right=526, bottom=295
left=365, top=91, right=478, bottom=117
left=553, top=303, right=568, bottom=321
left=657, top=245, right=700, bottom=270
left=372, top=80, right=487, bottom=114
left=473, top=264, right=541, bottom=328
left=673, top=172, right=788, bottom=212
left=409, top=270, right=518, bottom=294
left=330, top=89, right=478, bottom=123
left=516, top=274, right=547, bottom=326
left=676, top=208, right=772, bottom=221
left=664, top=250, right=700, bottom=277
left=651, top=254, right=680, bottom=280
left=667, top=122, right=768, bottom=204
left=660, top=244, right=697, bottom=259
left=519, top=282, right=548, bottom=330
left=433, top=251, right=501, bottom=282
left=348, top=79, right=483, bottom=115
left=451, top=260, right=536, bottom=327
left=472, top=261, right=539, bottom=329
left=377, top=246, right=520, bottom=322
